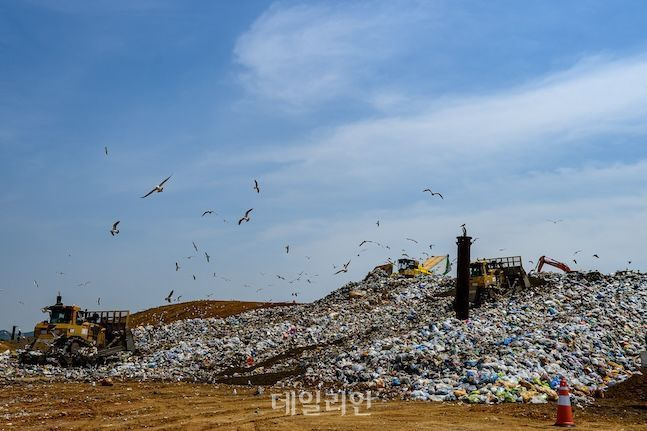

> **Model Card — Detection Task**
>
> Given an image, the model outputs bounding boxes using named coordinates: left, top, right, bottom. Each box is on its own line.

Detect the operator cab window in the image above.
left=470, top=265, right=483, bottom=277
left=49, top=309, right=72, bottom=324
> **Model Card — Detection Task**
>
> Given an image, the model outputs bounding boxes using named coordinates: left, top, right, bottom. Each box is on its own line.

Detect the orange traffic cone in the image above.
left=554, top=377, right=575, bottom=427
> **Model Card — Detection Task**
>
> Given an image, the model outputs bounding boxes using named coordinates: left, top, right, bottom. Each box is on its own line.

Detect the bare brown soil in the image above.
left=129, top=300, right=297, bottom=327
left=0, top=379, right=644, bottom=431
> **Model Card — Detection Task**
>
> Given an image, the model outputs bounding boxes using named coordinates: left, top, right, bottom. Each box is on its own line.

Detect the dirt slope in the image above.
left=129, top=300, right=296, bottom=327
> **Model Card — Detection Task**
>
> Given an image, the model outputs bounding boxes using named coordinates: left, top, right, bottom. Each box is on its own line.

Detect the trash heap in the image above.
left=3, top=270, right=645, bottom=405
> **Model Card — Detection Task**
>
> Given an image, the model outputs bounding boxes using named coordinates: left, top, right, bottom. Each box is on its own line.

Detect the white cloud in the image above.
left=233, top=2, right=431, bottom=108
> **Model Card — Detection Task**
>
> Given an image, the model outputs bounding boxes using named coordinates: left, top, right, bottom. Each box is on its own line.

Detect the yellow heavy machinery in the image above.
left=469, top=256, right=530, bottom=304
left=397, top=255, right=450, bottom=277
left=20, top=294, right=134, bottom=366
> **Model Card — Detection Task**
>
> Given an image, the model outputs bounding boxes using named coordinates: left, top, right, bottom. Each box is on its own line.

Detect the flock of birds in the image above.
left=106, top=178, right=452, bottom=304
left=13, top=149, right=636, bottom=312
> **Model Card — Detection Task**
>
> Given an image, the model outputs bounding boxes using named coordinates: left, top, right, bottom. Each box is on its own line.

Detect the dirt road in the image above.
left=1, top=380, right=645, bottom=431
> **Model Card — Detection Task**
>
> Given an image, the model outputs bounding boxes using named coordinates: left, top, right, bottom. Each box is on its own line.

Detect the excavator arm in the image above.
left=536, top=256, right=572, bottom=273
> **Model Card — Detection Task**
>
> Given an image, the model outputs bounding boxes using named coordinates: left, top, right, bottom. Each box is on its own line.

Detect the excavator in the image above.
left=535, top=256, right=573, bottom=273
left=19, top=294, right=134, bottom=366
left=397, top=255, right=451, bottom=277
left=368, top=255, right=451, bottom=278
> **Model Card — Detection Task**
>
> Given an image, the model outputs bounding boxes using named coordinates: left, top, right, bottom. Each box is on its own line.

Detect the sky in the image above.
left=1, top=0, right=647, bottom=331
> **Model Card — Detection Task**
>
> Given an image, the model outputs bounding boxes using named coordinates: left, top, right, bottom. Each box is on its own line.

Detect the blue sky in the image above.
left=2, top=0, right=647, bottom=331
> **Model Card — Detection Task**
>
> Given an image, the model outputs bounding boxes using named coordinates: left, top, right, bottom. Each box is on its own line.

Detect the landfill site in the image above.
left=1, top=255, right=646, bottom=430
left=4, top=3, right=647, bottom=431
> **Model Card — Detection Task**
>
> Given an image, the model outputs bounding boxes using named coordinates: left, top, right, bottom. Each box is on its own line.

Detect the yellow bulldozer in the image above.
left=469, top=256, right=530, bottom=304
left=20, top=294, right=134, bottom=366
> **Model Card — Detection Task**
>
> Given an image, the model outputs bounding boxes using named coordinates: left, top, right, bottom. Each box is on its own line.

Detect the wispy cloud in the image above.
left=233, top=2, right=433, bottom=109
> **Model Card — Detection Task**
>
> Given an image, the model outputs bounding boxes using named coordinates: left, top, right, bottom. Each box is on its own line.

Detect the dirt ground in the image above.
left=1, top=378, right=644, bottom=431
left=129, top=300, right=297, bottom=327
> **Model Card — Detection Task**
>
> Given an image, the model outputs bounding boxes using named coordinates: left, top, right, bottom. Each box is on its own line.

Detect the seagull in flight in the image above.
left=405, top=238, right=418, bottom=244
left=593, top=254, right=599, bottom=258
left=238, top=208, right=253, bottom=225
left=192, top=274, right=196, bottom=281
left=574, top=250, right=583, bottom=255
left=104, top=146, right=108, bottom=156
left=546, top=219, right=563, bottom=224
left=77, top=281, right=91, bottom=287
left=423, top=189, right=443, bottom=199
left=334, top=260, right=351, bottom=274
left=165, top=290, right=173, bottom=303
left=33, top=280, right=39, bottom=288
left=141, top=175, right=172, bottom=198
left=253, top=179, right=260, bottom=194
left=276, top=275, right=286, bottom=280
left=110, top=221, right=120, bottom=236
left=97, top=297, right=101, bottom=306
left=202, top=210, right=215, bottom=217
left=192, top=241, right=198, bottom=253
left=376, top=220, right=380, bottom=227
left=359, top=240, right=372, bottom=247
left=285, top=245, right=290, bottom=254
left=572, top=259, right=577, bottom=265
left=205, top=252, right=210, bottom=263
left=175, top=262, right=180, bottom=271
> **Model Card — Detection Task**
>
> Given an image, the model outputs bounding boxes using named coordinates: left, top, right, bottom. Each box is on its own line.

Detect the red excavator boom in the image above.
left=536, top=256, right=572, bottom=273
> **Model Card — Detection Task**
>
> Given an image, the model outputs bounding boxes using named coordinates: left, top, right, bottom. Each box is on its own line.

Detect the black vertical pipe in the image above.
left=455, top=235, right=472, bottom=320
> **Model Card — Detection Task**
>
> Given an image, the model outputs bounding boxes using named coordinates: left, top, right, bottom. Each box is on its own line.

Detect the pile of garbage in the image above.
left=2, top=270, right=645, bottom=405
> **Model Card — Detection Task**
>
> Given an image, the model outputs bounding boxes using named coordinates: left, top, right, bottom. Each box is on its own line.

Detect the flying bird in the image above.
left=593, top=254, right=599, bottom=258
left=104, top=146, right=108, bottom=156
left=97, top=297, right=101, bottom=306
left=429, top=244, right=435, bottom=250
left=359, top=240, right=371, bottom=247
left=405, top=238, right=418, bottom=244
left=165, top=290, right=173, bottom=303
left=573, top=259, right=577, bottom=265
left=192, top=241, right=198, bottom=253
left=574, top=250, right=583, bottom=255
left=33, top=280, right=39, bottom=288
left=176, top=295, right=182, bottom=302
left=376, top=220, right=380, bottom=227
left=238, top=208, right=253, bottom=225
left=334, top=260, right=351, bottom=274
left=205, top=252, right=210, bottom=263
left=285, top=245, right=290, bottom=254
left=110, top=221, right=120, bottom=236
left=253, top=179, right=260, bottom=193
left=202, top=210, right=215, bottom=217
left=546, top=219, right=563, bottom=224
left=56, top=272, right=65, bottom=276
left=193, top=274, right=196, bottom=281
left=77, top=281, right=91, bottom=287
left=175, top=262, right=180, bottom=271
left=141, top=175, right=172, bottom=198
left=423, top=189, right=444, bottom=199
left=276, top=275, right=286, bottom=280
